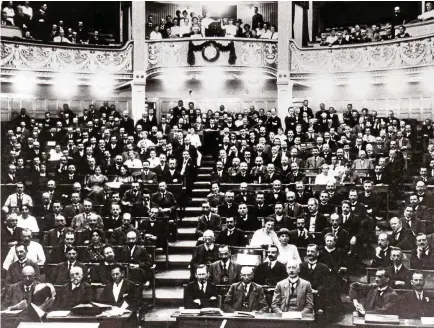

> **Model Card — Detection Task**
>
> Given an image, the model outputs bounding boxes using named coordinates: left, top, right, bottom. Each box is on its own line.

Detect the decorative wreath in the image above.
left=187, top=40, right=237, bottom=65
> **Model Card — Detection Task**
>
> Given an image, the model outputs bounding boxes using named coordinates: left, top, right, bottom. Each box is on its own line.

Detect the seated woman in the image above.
left=147, top=149, right=160, bottom=169
left=48, top=144, right=63, bottom=161
left=124, top=151, right=143, bottom=169
left=83, top=229, right=107, bottom=263
left=86, top=165, right=108, bottom=202
left=112, top=165, right=134, bottom=184
left=315, top=164, right=336, bottom=185
left=16, top=204, right=39, bottom=233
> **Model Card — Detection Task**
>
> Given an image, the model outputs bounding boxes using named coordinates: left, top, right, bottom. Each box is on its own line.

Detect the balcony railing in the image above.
left=1, top=39, right=133, bottom=75
left=145, top=38, right=278, bottom=77
left=290, top=34, right=434, bottom=74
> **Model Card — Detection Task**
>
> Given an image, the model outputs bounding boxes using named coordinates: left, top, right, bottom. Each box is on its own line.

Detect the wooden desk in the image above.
left=172, top=311, right=315, bottom=328
left=45, top=312, right=133, bottom=328
left=353, top=316, right=423, bottom=327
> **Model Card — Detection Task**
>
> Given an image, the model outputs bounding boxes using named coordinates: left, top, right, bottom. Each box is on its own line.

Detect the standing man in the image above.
left=252, top=6, right=263, bottom=32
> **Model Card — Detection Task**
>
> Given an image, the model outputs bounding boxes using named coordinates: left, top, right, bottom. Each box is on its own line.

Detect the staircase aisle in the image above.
left=144, top=155, right=214, bottom=307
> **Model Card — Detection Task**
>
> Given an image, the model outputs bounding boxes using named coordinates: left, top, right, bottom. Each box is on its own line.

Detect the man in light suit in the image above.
left=2, top=182, right=33, bottom=214
left=139, top=160, right=158, bottom=183
left=304, top=147, right=325, bottom=170
left=208, top=245, right=241, bottom=285
left=195, top=202, right=222, bottom=238
left=99, top=264, right=138, bottom=310
left=71, top=198, right=103, bottom=232
left=350, top=268, right=399, bottom=315
left=63, top=192, right=84, bottom=222
left=223, top=266, right=269, bottom=313
left=271, top=259, right=314, bottom=314
left=399, top=271, right=434, bottom=319
left=52, top=246, right=87, bottom=285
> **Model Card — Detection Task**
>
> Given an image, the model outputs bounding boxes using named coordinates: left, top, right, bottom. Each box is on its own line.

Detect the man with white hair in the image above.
left=271, top=259, right=314, bottom=314
left=54, top=266, right=92, bottom=310
left=223, top=266, right=268, bottom=313
left=2, top=266, right=40, bottom=309
left=190, top=230, right=220, bottom=280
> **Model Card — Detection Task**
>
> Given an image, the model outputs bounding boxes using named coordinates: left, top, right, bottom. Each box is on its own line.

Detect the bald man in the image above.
left=223, top=266, right=268, bottom=313
left=2, top=266, right=40, bottom=309
left=54, top=266, right=92, bottom=310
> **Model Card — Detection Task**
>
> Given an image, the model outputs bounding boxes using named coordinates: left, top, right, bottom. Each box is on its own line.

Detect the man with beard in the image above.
left=208, top=246, right=241, bottom=285
left=5, top=243, right=40, bottom=286
left=299, top=244, right=342, bottom=316
left=389, top=217, right=415, bottom=250
left=43, top=215, right=68, bottom=247
left=411, top=233, right=434, bottom=270
left=139, top=207, right=168, bottom=251
left=371, top=233, right=393, bottom=268
left=385, top=247, right=411, bottom=289
left=52, top=246, right=86, bottom=285
left=223, top=266, right=269, bottom=313
left=399, top=272, right=434, bottom=318
left=90, top=245, right=117, bottom=284
left=3, top=229, right=45, bottom=270
left=289, top=217, right=315, bottom=248
left=184, top=265, right=218, bottom=309
left=190, top=230, right=220, bottom=280
left=215, top=217, right=247, bottom=247
left=110, top=213, right=141, bottom=246
left=254, top=244, right=288, bottom=286
left=54, top=266, right=92, bottom=310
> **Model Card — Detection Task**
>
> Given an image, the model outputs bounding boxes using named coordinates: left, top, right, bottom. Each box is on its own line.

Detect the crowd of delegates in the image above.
left=1, top=1, right=105, bottom=44
left=2, top=98, right=434, bottom=320
left=146, top=7, right=278, bottom=40
left=318, top=3, right=434, bottom=47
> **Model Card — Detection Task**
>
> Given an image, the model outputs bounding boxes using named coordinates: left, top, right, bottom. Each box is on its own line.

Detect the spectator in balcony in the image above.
left=2, top=1, right=15, bottom=25
left=179, top=18, right=191, bottom=37
left=190, top=25, right=203, bottom=39
left=383, top=28, right=394, bottom=41
left=255, top=21, right=264, bottom=38
left=252, top=6, right=263, bottom=31
left=418, top=2, right=434, bottom=21
left=145, top=14, right=154, bottom=39
left=251, top=29, right=259, bottom=39
left=243, top=23, right=253, bottom=38
left=49, top=24, right=58, bottom=40
left=149, top=24, right=163, bottom=40
left=76, top=21, right=88, bottom=43
left=224, top=18, right=237, bottom=37
left=269, top=24, right=278, bottom=40
left=89, top=30, right=103, bottom=45
left=359, top=29, right=371, bottom=43
left=53, top=28, right=71, bottom=43
left=396, top=25, right=410, bottom=39
left=1, top=11, right=12, bottom=25
left=325, top=29, right=338, bottom=45
left=329, top=31, right=348, bottom=46
left=259, top=22, right=271, bottom=39
left=22, top=1, right=32, bottom=20
left=34, top=3, right=49, bottom=42
left=372, top=30, right=382, bottom=42
left=14, top=5, right=30, bottom=30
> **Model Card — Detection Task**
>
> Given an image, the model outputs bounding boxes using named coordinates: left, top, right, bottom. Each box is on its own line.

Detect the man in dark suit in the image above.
left=1, top=215, right=24, bottom=251
left=283, top=191, right=304, bottom=219
left=411, top=233, right=434, bottom=270
left=415, top=181, right=434, bottom=209
left=190, top=230, right=220, bottom=280
left=1, top=266, right=40, bottom=309
left=139, top=160, right=158, bottom=183
left=223, top=266, right=269, bottom=313
left=305, top=198, right=329, bottom=235
left=210, top=160, right=230, bottom=183
left=268, top=202, right=293, bottom=231
left=254, top=245, right=287, bottom=286
left=184, top=265, right=218, bottom=309
left=54, top=266, right=93, bottom=310
left=179, top=149, right=197, bottom=196
left=322, top=213, right=350, bottom=251
left=119, top=110, right=135, bottom=134
left=163, top=157, right=182, bottom=184
left=401, top=205, right=422, bottom=235
left=234, top=183, right=256, bottom=205
left=265, top=180, right=286, bottom=206
left=43, top=215, right=69, bottom=247
left=389, top=217, right=415, bottom=250
left=117, top=231, right=153, bottom=275
left=371, top=233, right=393, bottom=268
left=208, top=245, right=241, bottom=285
left=289, top=217, right=315, bottom=248
left=250, top=191, right=273, bottom=218
left=399, top=271, right=434, bottom=319
left=110, top=213, right=141, bottom=246
left=99, top=264, right=138, bottom=310
left=5, top=243, right=41, bottom=286
left=63, top=193, right=85, bottom=222
left=89, top=246, right=117, bottom=284
left=151, top=181, right=177, bottom=216
left=350, top=268, right=399, bottom=315
left=341, top=201, right=368, bottom=251
left=215, top=217, right=247, bottom=247
left=386, top=248, right=411, bottom=289
left=235, top=203, right=262, bottom=231
left=46, top=231, right=76, bottom=264
left=52, top=246, right=87, bottom=285
left=218, top=191, right=239, bottom=218
left=121, top=181, right=143, bottom=210
left=195, top=202, right=222, bottom=238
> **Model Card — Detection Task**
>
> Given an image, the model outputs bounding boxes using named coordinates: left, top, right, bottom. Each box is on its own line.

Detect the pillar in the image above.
left=422, top=0, right=426, bottom=13
left=276, top=1, right=293, bottom=123
left=308, top=1, right=313, bottom=43
left=131, top=1, right=147, bottom=123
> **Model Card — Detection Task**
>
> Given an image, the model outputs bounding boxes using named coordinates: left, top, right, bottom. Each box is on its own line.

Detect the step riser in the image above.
left=156, top=278, right=189, bottom=287
left=178, top=232, right=196, bottom=240
left=145, top=298, right=184, bottom=306
left=155, top=261, right=189, bottom=270
left=169, top=245, right=196, bottom=253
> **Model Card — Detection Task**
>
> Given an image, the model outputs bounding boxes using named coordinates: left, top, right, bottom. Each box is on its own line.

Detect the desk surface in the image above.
left=353, top=316, right=427, bottom=327
left=172, top=311, right=314, bottom=321
left=45, top=312, right=131, bottom=321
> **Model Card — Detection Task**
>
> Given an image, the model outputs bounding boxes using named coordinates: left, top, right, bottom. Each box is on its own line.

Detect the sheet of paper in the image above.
left=0, top=309, right=23, bottom=315
left=46, top=311, right=71, bottom=318
left=282, top=311, right=302, bottom=319
left=421, top=317, right=434, bottom=325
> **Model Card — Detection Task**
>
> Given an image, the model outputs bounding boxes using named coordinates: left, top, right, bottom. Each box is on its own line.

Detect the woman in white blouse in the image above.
left=315, top=164, right=336, bottom=185
left=149, top=25, right=163, bottom=40
left=185, top=127, right=202, bottom=166
left=17, top=204, right=39, bottom=233
left=124, top=151, right=143, bottom=169
left=276, top=228, right=301, bottom=265
left=147, top=149, right=160, bottom=168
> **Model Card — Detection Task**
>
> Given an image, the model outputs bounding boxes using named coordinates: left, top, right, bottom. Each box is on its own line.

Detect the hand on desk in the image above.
left=353, top=300, right=366, bottom=316
left=194, top=299, right=201, bottom=306
left=311, top=289, right=318, bottom=295
left=394, top=280, right=405, bottom=287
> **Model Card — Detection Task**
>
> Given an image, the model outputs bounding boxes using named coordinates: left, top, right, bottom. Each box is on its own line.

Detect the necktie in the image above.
left=199, top=283, right=204, bottom=292
left=269, top=261, right=272, bottom=270
left=417, top=292, right=423, bottom=301
left=290, top=282, right=296, bottom=295
left=309, top=263, right=314, bottom=271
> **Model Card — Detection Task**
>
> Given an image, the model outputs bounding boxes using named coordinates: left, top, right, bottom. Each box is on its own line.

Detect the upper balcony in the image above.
left=145, top=37, right=278, bottom=78
left=290, top=33, right=434, bottom=78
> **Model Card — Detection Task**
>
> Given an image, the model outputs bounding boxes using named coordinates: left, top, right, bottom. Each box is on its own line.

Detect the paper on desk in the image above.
left=282, top=311, right=302, bottom=319
left=421, top=317, right=434, bottom=325
left=97, top=307, right=131, bottom=317
left=46, top=311, right=71, bottom=318
left=234, top=311, right=255, bottom=318
left=179, top=308, right=201, bottom=315
left=0, top=309, right=23, bottom=315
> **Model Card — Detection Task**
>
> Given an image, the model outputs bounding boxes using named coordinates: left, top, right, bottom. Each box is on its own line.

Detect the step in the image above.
left=184, top=207, right=203, bottom=216
left=194, top=181, right=211, bottom=186
left=155, top=254, right=191, bottom=269
left=155, top=269, right=190, bottom=286
left=177, top=227, right=196, bottom=240
left=198, top=167, right=213, bottom=172
left=143, top=286, right=184, bottom=306
left=168, top=240, right=197, bottom=253
left=192, top=189, right=210, bottom=197
left=178, top=216, right=199, bottom=228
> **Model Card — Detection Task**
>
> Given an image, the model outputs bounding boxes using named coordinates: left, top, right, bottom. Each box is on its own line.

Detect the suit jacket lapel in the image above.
left=296, top=281, right=304, bottom=309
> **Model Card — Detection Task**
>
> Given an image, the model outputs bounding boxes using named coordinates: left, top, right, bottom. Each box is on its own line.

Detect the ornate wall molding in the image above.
left=290, top=35, right=434, bottom=74
left=146, top=38, right=277, bottom=76
left=1, top=40, right=133, bottom=74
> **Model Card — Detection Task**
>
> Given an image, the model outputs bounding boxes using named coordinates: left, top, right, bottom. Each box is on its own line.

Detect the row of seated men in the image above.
left=185, top=241, right=434, bottom=319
